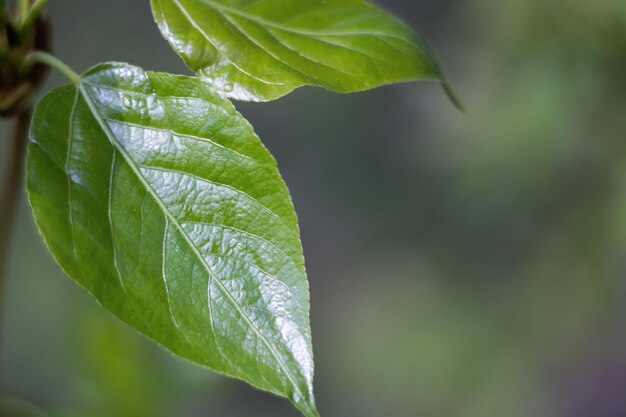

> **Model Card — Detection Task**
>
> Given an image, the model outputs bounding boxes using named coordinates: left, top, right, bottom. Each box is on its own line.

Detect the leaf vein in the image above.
left=139, top=164, right=284, bottom=224
left=171, top=0, right=288, bottom=87
left=199, top=0, right=415, bottom=42
left=181, top=220, right=297, bottom=267
left=108, top=151, right=127, bottom=294
left=65, top=89, right=80, bottom=259
left=104, top=118, right=262, bottom=166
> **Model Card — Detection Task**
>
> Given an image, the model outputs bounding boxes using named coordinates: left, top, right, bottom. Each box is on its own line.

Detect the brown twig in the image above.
left=0, top=108, right=31, bottom=340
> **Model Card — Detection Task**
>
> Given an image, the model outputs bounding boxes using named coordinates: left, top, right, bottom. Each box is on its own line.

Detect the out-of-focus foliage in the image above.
left=0, top=396, right=48, bottom=417
left=1, top=0, right=625, bottom=416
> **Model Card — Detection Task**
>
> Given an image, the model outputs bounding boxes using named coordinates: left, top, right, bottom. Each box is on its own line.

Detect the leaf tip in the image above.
left=441, top=78, right=466, bottom=113
left=295, top=400, right=321, bottom=417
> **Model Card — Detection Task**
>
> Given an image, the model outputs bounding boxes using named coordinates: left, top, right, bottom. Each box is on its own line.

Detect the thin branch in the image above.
left=0, top=108, right=32, bottom=343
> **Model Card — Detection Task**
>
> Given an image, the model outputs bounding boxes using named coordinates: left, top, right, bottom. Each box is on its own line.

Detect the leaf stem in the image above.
left=0, top=108, right=32, bottom=349
left=23, top=51, right=80, bottom=84
left=18, top=0, right=30, bottom=19
left=20, top=0, right=49, bottom=32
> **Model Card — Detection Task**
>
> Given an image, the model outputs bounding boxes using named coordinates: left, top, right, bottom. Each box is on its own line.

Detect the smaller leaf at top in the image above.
left=151, top=0, right=456, bottom=103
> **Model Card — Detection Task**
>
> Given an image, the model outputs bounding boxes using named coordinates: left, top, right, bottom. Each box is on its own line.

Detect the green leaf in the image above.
left=26, top=62, right=319, bottom=417
left=151, top=0, right=451, bottom=102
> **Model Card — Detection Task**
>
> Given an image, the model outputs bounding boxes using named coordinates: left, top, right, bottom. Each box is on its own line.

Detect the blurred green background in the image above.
left=2, top=0, right=626, bottom=416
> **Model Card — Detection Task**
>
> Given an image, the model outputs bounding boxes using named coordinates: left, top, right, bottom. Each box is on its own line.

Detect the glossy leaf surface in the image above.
left=151, top=0, right=447, bottom=101
left=26, top=63, right=318, bottom=417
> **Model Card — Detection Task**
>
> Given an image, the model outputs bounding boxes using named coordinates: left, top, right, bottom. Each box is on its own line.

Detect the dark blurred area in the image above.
left=1, top=0, right=626, bottom=416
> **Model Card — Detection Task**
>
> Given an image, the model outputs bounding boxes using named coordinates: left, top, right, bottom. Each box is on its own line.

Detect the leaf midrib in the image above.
left=75, top=81, right=309, bottom=408
left=166, top=0, right=287, bottom=87
left=196, top=0, right=414, bottom=42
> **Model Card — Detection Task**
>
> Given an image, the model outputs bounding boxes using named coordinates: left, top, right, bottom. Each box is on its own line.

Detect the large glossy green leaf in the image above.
left=26, top=63, right=318, bottom=417
left=151, top=0, right=450, bottom=102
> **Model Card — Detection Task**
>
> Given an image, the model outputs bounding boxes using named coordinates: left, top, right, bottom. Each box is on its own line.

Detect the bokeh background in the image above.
left=2, top=0, right=626, bottom=416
